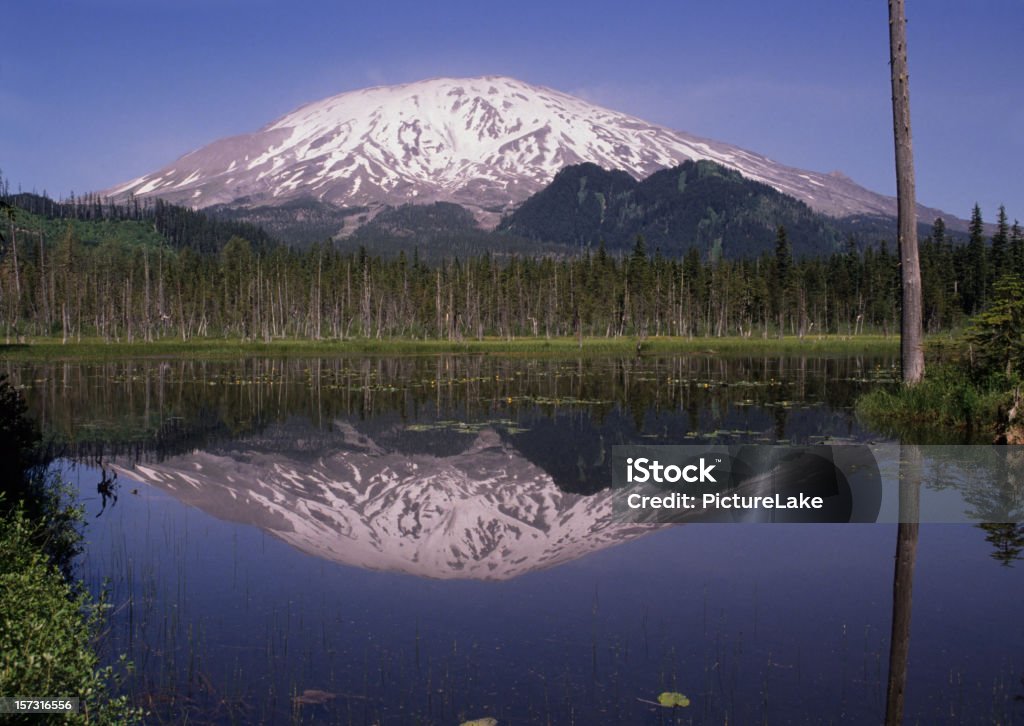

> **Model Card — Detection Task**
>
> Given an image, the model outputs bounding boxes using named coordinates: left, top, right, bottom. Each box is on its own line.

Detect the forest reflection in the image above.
left=4, top=353, right=894, bottom=465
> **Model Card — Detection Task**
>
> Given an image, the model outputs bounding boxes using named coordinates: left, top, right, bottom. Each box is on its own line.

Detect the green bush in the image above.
left=966, top=273, right=1024, bottom=378
left=0, top=507, right=142, bottom=724
left=0, top=376, right=142, bottom=723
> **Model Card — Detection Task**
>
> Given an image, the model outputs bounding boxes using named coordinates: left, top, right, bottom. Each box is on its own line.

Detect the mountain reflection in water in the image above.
left=117, top=424, right=651, bottom=580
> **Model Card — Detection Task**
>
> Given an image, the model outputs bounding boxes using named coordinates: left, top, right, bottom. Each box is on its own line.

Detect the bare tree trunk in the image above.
left=316, top=249, right=323, bottom=340
left=38, top=225, right=49, bottom=330
left=143, top=248, right=152, bottom=342
left=885, top=444, right=922, bottom=725
left=9, top=220, right=21, bottom=329
left=889, top=0, right=925, bottom=384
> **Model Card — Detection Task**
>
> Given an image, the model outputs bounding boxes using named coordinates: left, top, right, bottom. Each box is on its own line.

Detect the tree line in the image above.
left=0, top=196, right=1021, bottom=343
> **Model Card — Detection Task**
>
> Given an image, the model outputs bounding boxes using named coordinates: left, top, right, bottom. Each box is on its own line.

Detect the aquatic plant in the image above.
left=657, top=691, right=691, bottom=707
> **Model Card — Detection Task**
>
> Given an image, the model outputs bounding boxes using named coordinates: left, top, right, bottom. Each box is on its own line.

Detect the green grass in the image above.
left=856, top=364, right=1013, bottom=442
left=0, top=334, right=899, bottom=361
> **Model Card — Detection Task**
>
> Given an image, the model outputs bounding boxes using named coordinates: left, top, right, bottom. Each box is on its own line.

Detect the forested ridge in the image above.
left=6, top=190, right=277, bottom=254
left=499, top=160, right=849, bottom=258
left=1, top=187, right=1020, bottom=343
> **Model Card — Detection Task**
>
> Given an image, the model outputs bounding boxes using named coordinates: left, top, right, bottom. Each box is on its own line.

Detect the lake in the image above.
left=6, top=353, right=1023, bottom=724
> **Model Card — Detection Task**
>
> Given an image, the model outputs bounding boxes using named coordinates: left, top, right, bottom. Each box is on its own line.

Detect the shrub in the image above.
left=0, top=507, right=142, bottom=724
left=0, top=376, right=142, bottom=723
left=967, top=273, right=1024, bottom=378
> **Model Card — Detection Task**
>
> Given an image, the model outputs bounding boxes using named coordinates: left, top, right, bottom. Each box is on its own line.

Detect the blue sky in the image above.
left=2, top=0, right=1021, bottom=222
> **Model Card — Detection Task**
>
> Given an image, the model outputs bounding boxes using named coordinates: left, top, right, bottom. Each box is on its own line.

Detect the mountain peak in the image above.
left=104, top=76, right=909, bottom=224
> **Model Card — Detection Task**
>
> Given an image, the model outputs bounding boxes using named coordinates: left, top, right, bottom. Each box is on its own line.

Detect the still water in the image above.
left=6, top=355, right=1023, bottom=724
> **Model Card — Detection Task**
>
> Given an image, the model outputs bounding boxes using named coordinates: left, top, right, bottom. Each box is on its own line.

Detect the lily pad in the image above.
left=657, top=691, right=691, bottom=708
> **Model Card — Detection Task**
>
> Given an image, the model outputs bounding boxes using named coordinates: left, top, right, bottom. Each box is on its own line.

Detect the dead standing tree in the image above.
left=885, top=3, right=924, bottom=724
left=889, top=0, right=925, bottom=385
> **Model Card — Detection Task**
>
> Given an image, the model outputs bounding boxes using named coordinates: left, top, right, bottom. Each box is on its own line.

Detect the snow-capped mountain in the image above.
left=105, top=76, right=929, bottom=224
left=116, top=425, right=654, bottom=580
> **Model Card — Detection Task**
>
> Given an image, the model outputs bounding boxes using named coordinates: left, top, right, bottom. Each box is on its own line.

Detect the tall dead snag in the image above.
left=886, top=6, right=925, bottom=724
left=889, top=0, right=925, bottom=384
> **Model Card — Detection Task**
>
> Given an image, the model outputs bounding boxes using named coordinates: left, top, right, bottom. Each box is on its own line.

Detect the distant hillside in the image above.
left=354, top=202, right=480, bottom=238
left=837, top=213, right=969, bottom=246
left=207, top=198, right=366, bottom=247
left=3, top=182, right=969, bottom=268
left=499, top=161, right=849, bottom=258
left=7, top=192, right=279, bottom=254
left=338, top=202, right=564, bottom=261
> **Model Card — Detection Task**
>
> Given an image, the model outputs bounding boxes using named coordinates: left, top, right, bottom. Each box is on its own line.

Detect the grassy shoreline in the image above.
left=856, top=364, right=1019, bottom=443
left=0, top=334, right=900, bottom=361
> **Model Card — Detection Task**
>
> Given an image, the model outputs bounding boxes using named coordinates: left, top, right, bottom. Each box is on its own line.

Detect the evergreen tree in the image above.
left=1010, top=219, right=1024, bottom=280
left=968, top=272, right=1024, bottom=377
left=626, top=235, right=651, bottom=334
left=931, top=217, right=946, bottom=247
left=965, top=204, right=987, bottom=314
left=771, top=225, right=793, bottom=335
left=990, top=205, right=1009, bottom=293
left=979, top=523, right=1024, bottom=566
